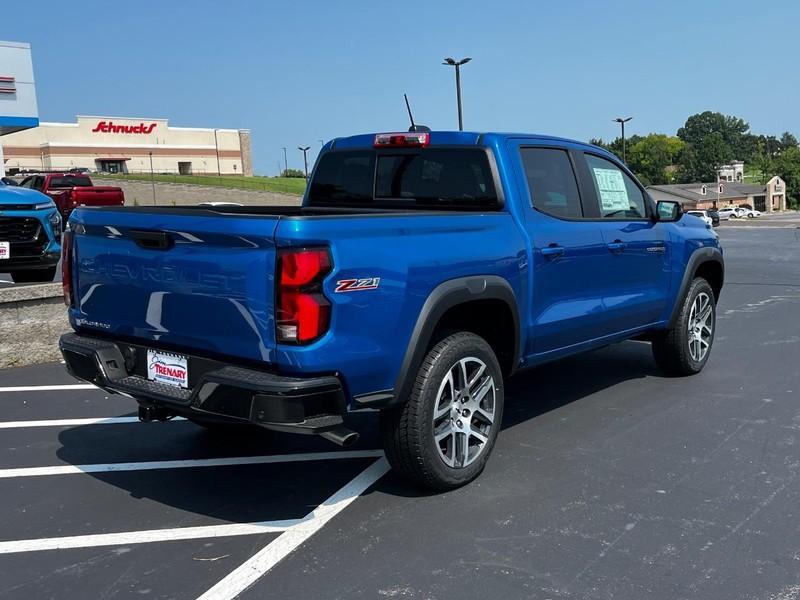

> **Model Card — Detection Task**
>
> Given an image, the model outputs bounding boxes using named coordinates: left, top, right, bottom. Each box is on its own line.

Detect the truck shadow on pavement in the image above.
left=54, top=340, right=659, bottom=514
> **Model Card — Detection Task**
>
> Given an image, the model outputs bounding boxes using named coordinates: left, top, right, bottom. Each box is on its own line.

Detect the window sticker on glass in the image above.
left=592, top=168, right=629, bottom=212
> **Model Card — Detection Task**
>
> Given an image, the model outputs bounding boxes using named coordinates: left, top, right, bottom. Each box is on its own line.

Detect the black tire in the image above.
left=380, top=332, right=504, bottom=491
left=652, top=277, right=716, bottom=376
left=10, top=266, right=57, bottom=283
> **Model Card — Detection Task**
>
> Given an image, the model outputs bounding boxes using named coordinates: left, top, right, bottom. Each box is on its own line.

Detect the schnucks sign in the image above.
left=92, top=121, right=157, bottom=134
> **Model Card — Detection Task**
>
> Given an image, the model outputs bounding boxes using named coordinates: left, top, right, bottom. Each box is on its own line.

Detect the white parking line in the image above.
left=0, top=384, right=98, bottom=393
left=0, top=518, right=303, bottom=554
left=0, top=416, right=187, bottom=429
left=0, top=449, right=385, bottom=479
left=198, top=457, right=390, bottom=600
left=0, top=457, right=388, bottom=559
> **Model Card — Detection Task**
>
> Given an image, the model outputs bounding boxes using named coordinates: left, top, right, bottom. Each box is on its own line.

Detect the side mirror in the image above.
left=655, top=200, right=682, bottom=222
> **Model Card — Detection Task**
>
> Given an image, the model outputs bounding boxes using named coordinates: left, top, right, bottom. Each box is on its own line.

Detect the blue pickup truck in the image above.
left=0, top=180, right=62, bottom=282
left=59, top=130, right=723, bottom=490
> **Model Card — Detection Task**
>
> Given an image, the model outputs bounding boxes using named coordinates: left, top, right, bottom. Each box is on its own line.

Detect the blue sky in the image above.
left=3, top=0, right=798, bottom=175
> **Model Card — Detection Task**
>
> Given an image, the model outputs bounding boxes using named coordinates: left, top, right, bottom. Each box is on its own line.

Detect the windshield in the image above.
left=49, top=176, right=92, bottom=188
left=308, top=148, right=499, bottom=210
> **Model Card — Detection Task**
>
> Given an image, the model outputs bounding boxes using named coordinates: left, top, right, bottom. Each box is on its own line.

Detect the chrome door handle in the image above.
left=541, top=245, right=565, bottom=259
left=607, top=240, right=626, bottom=254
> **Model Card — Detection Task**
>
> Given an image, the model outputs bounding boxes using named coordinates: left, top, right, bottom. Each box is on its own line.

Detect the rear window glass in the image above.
left=308, top=149, right=499, bottom=210
left=48, top=176, right=92, bottom=188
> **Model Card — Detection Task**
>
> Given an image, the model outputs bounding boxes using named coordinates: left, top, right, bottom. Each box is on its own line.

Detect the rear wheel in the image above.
left=652, top=278, right=716, bottom=376
left=381, top=332, right=504, bottom=490
left=10, top=266, right=57, bottom=283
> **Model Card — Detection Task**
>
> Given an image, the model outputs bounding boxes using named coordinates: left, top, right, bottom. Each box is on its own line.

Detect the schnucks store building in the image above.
left=2, top=115, right=253, bottom=176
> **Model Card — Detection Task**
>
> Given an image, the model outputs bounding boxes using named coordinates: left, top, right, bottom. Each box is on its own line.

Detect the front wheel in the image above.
left=381, top=332, right=504, bottom=491
left=652, top=278, right=716, bottom=376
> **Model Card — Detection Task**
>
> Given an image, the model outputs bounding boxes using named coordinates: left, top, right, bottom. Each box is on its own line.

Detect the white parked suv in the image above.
left=686, top=210, right=713, bottom=227
left=724, top=206, right=761, bottom=219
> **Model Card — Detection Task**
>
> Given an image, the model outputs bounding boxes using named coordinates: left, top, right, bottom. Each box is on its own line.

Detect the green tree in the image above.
left=677, top=132, right=733, bottom=183
left=626, top=134, right=685, bottom=185
left=780, top=131, right=798, bottom=151
left=677, top=111, right=751, bottom=157
left=774, top=146, right=800, bottom=209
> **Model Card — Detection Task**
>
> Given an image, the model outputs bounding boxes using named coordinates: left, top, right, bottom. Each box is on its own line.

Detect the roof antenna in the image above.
left=404, top=94, right=430, bottom=133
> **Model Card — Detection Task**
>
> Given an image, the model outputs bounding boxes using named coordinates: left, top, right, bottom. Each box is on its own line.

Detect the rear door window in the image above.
left=520, top=147, right=583, bottom=219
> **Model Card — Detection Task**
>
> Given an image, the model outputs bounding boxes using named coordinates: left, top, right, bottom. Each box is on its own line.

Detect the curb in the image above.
left=0, top=283, right=68, bottom=369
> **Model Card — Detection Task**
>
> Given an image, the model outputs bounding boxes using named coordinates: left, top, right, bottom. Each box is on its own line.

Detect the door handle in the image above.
left=607, top=240, right=626, bottom=254
left=541, top=245, right=565, bottom=259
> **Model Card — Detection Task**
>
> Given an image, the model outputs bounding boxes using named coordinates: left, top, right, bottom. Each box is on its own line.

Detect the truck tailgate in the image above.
left=70, top=186, right=125, bottom=207
left=71, top=208, right=280, bottom=364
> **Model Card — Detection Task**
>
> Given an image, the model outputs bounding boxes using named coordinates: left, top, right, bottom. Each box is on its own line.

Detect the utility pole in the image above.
left=613, top=117, right=633, bottom=163
left=442, top=57, right=472, bottom=131
left=298, top=146, right=311, bottom=181
left=213, top=129, right=221, bottom=176
left=148, top=151, right=156, bottom=205
left=281, top=147, right=288, bottom=177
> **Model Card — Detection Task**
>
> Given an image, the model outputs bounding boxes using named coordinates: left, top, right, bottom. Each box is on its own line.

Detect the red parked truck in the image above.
left=19, top=173, right=124, bottom=220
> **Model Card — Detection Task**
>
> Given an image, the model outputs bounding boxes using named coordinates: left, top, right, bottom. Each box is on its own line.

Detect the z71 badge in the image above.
left=335, top=277, right=381, bottom=293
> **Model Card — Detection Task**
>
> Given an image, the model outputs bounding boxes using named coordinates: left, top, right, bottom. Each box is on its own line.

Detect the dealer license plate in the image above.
left=0, top=242, right=9, bottom=260
left=146, top=349, right=189, bottom=389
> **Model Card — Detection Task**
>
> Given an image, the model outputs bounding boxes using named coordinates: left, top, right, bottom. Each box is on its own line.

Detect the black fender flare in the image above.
left=354, top=275, right=520, bottom=409
left=667, top=247, right=724, bottom=328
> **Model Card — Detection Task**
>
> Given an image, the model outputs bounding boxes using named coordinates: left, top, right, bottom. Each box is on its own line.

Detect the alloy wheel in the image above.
left=432, top=357, right=496, bottom=468
left=687, top=292, right=713, bottom=362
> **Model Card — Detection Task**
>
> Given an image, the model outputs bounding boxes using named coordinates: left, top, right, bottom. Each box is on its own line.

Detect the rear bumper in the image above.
left=59, top=332, right=347, bottom=434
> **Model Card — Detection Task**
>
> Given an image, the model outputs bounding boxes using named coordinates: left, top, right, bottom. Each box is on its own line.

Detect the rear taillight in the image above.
left=276, top=248, right=332, bottom=344
left=62, top=229, right=74, bottom=307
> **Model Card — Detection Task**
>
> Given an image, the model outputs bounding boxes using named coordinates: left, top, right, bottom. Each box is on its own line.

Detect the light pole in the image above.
left=442, top=57, right=471, bottom=131
left=148, top=151, right=156, bottom=205
left=281, top=147, right=288, bottom=177
left=318, top=139, right=324, bottom=149
left=613, top=117, right=633, bottom=163
left=298, top=146, right=310, bottom=181
left=213, top=129, right=221, bottom=176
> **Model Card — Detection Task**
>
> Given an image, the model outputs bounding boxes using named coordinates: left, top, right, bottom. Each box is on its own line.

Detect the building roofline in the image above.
left=0, top=40, right=31, bottom=49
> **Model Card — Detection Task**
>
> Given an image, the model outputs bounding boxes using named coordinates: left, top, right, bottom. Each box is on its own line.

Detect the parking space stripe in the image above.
left=0, top=416, right=186, bottom=429
left=0, top=518, right=304, bottom=555
left=198, top=457, right=390, bottom=600
left=0, top=450, right=385, bottom=479
left=0, top=384, right=98, bottom=393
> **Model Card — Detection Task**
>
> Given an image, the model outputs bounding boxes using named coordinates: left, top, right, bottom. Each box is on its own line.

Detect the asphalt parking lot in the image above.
left=0, top=225, right=798, bottom=599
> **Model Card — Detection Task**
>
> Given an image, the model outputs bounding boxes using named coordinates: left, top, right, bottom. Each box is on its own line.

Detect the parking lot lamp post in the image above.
left=148, top=151, right=156, bottom=205
left=213, top=129, right=221, bottom=177
left=281, top=147, right=288, bottom=178
left=442, top=57, right=471, bottom=131
left=613, top=117, right=633, bottom=163
left=318, top=139, right=325, bottom=149
left=298, top=146, right=311, bottom=181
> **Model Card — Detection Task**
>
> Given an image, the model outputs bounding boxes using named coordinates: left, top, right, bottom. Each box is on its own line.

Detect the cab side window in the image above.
left=520, top=148, right=582, bottom=219
left=585, top=154, right=647, bottom=219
